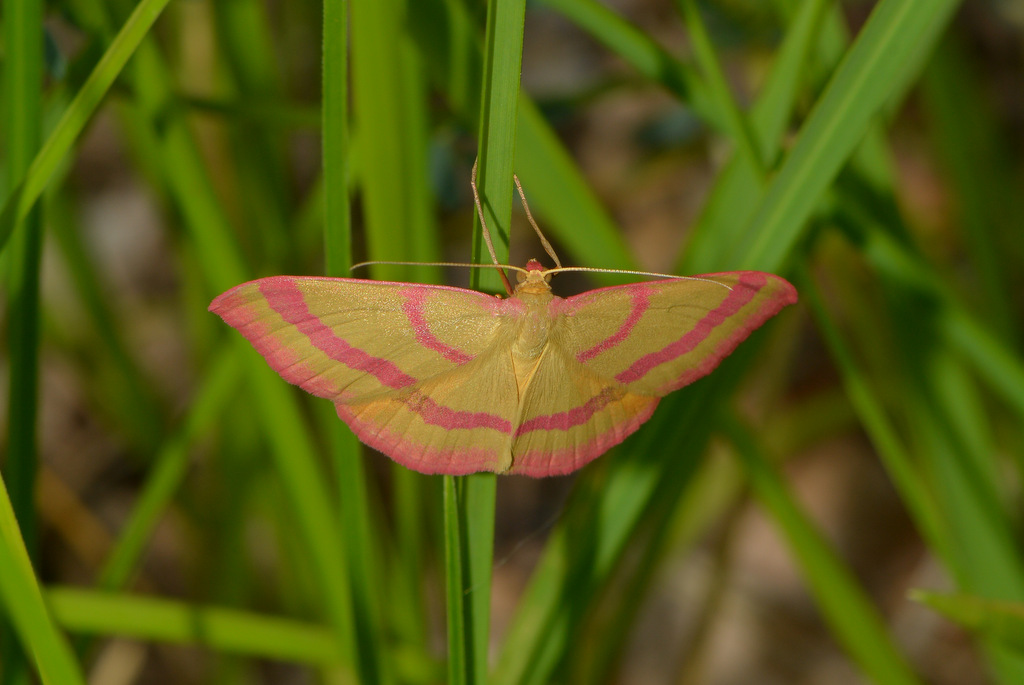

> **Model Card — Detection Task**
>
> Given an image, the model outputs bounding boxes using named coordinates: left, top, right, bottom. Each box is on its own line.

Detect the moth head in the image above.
left=513, top=259, right=554, bottom=294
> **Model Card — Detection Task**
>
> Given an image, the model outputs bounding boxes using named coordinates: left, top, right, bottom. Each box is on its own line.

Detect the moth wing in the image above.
left=507, top=271, right=796, bottom=476
left=210, top=275, right=523, bottom=473
left=508, top=341, right=658, bottom=477
left=556, top=272, right=797, bottom=396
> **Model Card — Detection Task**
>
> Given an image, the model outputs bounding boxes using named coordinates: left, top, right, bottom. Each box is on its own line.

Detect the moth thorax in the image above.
left=513, top=310, right=550, bottom=360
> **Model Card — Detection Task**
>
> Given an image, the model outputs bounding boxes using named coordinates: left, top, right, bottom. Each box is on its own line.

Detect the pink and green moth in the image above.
left=210, top=172, right=796, bottom=477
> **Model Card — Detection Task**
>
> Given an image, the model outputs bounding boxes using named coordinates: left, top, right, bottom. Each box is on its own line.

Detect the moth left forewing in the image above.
left=211, top=276, right=510, bottom=403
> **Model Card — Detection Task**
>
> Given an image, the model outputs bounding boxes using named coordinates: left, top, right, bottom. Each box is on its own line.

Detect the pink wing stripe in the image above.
left=615, top=271, right=765, bottom=385
left=256, top=279, right=510, bottom=432
left=261, top=278, right=417, bottom=390
left=575, top=285, right=652, bottom=363
left=410, top=392, right=512, bottom=433
left=336, top=405, right=500, bottom=475
left=514, top=398, right=659, bottom=477
left=515, top=389, right=618, bottom=435
left=401, top=287, right=474, bottom=365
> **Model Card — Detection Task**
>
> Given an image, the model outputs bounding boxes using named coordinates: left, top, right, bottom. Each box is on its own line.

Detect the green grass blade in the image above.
left=351, top=0, right=440, bottom=280
left=451, top=0, right=528, bottom=680
left=3, top=0, right=46, bottom=677
left=733, top=0, right=959, bottom=271
left=323, top=0, right=352, bottom=275
left=460, top=474, right=497, bottom=683
left=681, top=0, right=829, bottom=271
left=853, top=225, right=1024, bottom=433
left=908, top=355, right=1024, bottom=593
left=723, top=415, right=921, bottom=685
left=0, top=479, right=85, bottom=685
left=798, top=266, right=948, bottom=558
left=851, top=228, right=1024, bottom=421
left=837, top=223, right=1024, bottom=680
left=324, top=3, right=390, bottom=683
left=47, top=588, right=341, bottom=666
left=921, top=36, right=1019, bottom=344
left=405, top=0, right=634, bottom=273
left=912, top=591, right=1024, bottom=656
left=0, top=0, right=173, bottom=252
left=677, top=0, right=765, bottom=174
left=3, top=0, right=45, bottom=564
left=444, top=477, right=468, bottom=685
left=471, top=0, right=525, bottom=286
left=941, top=307, right=1024, bottom=424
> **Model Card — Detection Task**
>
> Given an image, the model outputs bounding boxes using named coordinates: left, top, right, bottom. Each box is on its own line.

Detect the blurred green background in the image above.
left=3, top=0, right=1024, bottom=683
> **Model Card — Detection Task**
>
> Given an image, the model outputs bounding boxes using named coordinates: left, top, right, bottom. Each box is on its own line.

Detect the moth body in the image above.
left=511, top=286, right=554, bottom=361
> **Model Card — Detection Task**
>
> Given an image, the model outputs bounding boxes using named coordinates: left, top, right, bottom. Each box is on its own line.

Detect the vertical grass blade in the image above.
left=3, top=0, right=44, bottom=555
left=324, top=2, right=389, bottom=682
left=798, top=267, right=948, bottom=559
left=351, top=0, right=440, bottom=279
left=921, top=37, right=1019, bottom=344
left=677, top=0, right=765, bottom=174
left=450, top=2, right=527, bottom=682
left=3, top=0, right=45, bottom=678
left=323, top=0, right=352, bottom=275
left=405, top=0, right=634, bottom=272
left=444, top=477, right=469, bottom=685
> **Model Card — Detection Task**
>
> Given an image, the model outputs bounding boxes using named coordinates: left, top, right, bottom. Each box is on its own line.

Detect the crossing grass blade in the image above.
left=0, top=479, right=84, bottom=685
left=732, top=0, right=960, bottom=271
left=723, top=415, right=921, bottom=685
left=47, top=587, right=342, bottom=666
left=0, top=0, right=174, bottom=251
left=680, top=0, right=830, bottom=272
left=912, top=591, right=1024, bottom=656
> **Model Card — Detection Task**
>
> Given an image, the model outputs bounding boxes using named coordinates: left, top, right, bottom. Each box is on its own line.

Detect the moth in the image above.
left=210, top=168, right=796, bottom=477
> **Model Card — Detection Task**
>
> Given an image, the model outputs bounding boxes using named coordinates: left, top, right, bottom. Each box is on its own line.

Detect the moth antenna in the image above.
left=471, top=159, right=515, bottom=295
left=513, top=173, right=562, bottom=268
left=351, top=260, right=529, bottom=275
left=544, top=266, right=734, bottom=291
